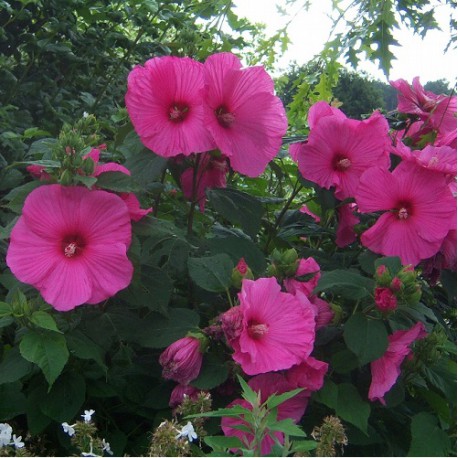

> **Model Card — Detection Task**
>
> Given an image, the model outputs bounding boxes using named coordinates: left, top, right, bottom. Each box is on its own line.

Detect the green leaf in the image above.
left=408, top=412, right=450, bottom=456
left=268, top=418, right=307, bottom=437
left=204, top=435, right=244, bottom=451
left=66, top=330, right=107, bottom=371
left=39, top=372, right=86, bottom=423
left=315, top=270, right=375, bottom=299
left=74, top=174, right=98, bottom=188
left=135, top=308, right=200, bottom=348
left=191, top=354, right=229, bottom=390
left=95, top=171, right=139, bottom=192
left=188, top=254, right=233, bottom=292
left=206, top=235, right=267, bottom=274
left=374, top=256, right=402, bottom=275
left=19, top=330, right=69, bottom=387
left=343, top=313, right=388, bottom=365
left=0, top=347, right=34, bottom=384
left=30, top=311, right=62, bottom=333
left=265, top=388, right=304, bottom=410
left=335, top=384, right=370, bottom=435
left=3, top=181, right=42, bottom=213
left=291, top=440, right=318, bottom=452
left=0, top=301, right=12, bottom=318
left=207, top=188, right=265, bottom=238
left=123, top=146, right=168, bottom=187
left=0, top=382, right=26, bottom=420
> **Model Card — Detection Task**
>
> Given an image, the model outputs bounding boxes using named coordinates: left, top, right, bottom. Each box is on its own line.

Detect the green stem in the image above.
left=186, top=155, right=202, bottom=236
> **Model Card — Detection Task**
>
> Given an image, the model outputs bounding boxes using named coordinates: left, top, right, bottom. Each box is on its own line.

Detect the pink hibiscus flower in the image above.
left=299, top=204, right=321, bottom=223
left=336, top=203, right=360, bottom=248
left=296, top=105, right=390, bottom=200
left=6, top=185, right=133, bottom=311
left=180, top=153, right=228, bottom=212
left=202, top=52, right=287, bottom=177
left=356, top=161, right=456, bottom=266
left=229, top=277, right=316, bottom=375
left=369, top=322, right=427, bottom=405
left=125, top=56, right=215, bottom=157
left=390, top=77, right=457, bottom=134
left=221, top=373, right=309, bottom=455
left=283, top=257, right=321, bottom=297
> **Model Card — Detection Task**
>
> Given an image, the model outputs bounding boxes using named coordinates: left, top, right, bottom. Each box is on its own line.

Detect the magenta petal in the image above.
left=82, top=243, right=133, bottom=304
left=6, top=218, right=59, bottom=285
left=40, top=259, right=92, bottom=311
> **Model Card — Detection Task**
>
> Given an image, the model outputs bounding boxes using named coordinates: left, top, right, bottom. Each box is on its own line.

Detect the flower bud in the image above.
left=231, top=258, right=253, bottom=289
left=375, top=264, right=391, bottom=286
left=169, top=384, right=200, bottom=408
left=374, top=287, right=398, bottom=312
left=220, top=306, right=243, bottom=345
left=159, top=336, right=204, bottom=385
left=390, top=277, right=403, bottom=291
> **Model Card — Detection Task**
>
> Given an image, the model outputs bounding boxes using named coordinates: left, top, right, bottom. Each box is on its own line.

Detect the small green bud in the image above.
left=231, top=258, right=253, bottom=289
left=82, top=157, right=95, bottom=175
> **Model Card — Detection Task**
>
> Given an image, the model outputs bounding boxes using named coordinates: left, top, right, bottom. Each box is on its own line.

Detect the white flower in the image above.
left=62, top=422, right=76, bottom=437
left=81, top=409, right=95, bottom=423
left=102, top=438, right=113, bottom=455
left=11, top=434, right=25, bottom=449
left=0, top=423, right=13, bottom=448
left=83, top=111, right=89, bottom=118
left=175, top=421, right=198, bottom=442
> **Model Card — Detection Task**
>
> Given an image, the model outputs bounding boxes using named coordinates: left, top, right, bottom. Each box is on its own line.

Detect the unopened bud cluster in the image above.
left=374, top=264, right=422, bottom=313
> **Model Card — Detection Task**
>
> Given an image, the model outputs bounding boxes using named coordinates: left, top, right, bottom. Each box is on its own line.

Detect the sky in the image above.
left=233, top=0, right=457, bottom=85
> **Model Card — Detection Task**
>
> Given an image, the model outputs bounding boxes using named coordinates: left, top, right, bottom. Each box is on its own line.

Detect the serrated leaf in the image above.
left=204, top=435, right=244, bottom=451
left=265, top=388, right=304, bottom=410
left=19, top=330, right=69, bottom=387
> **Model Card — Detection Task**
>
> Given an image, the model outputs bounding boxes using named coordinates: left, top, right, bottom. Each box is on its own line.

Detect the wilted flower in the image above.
left=6, top=185, right=133, bottom=311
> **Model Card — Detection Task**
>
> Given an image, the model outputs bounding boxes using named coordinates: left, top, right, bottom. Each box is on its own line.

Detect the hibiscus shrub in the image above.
left=0, top=52, right=456, bottom=457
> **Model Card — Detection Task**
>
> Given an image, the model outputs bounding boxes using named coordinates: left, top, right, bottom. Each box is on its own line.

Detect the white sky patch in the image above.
left=233, top=0, right=457, bottom=85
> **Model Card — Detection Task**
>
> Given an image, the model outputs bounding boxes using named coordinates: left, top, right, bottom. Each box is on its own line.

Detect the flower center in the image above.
left=215, top=106, right=235, bottom=128
left=398, top=207, right=409, bottom=219
left=62, top=235, right=86, bottom=258
left=169, top=104, right=189, bottom=123
left=333, top=155, right=352, bottom=171
left=247, top=321, right=269, bottom=339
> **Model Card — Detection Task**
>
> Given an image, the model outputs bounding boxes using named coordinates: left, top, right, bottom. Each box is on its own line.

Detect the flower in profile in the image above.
left=175, top=421, right=198, bottom=442
left=126, top=56, right=215, bottom=157
left=374, top=287, right=398, bottom=312
left=11, top=435, right=24, bottom=449
left=390, top=77, right=457, bottom=134
left=180, top=153, right=228, bottom=212
left=295, top=103, right=390, bottom=199
left=6, top=185, right=133, bottom=311
left=283, top=257, right=321, bottom=298
left=203, top=52, right=287, bottom=177
left=355, top=161, right=456, bottom=265
left=369, top=322, right=427, bottom=404
left=336, top=203, right=359, bottom=248
left=169, top=384, right=200, bottom=408
left=221, top=373, right=309, bottom=455
left=309, top=296, right=334, bottom=329
left=229, top=277, right=316, bottom=375
left=61, top=422, right=76, bottom=437
left=159, top=336, right=204, bottom=385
